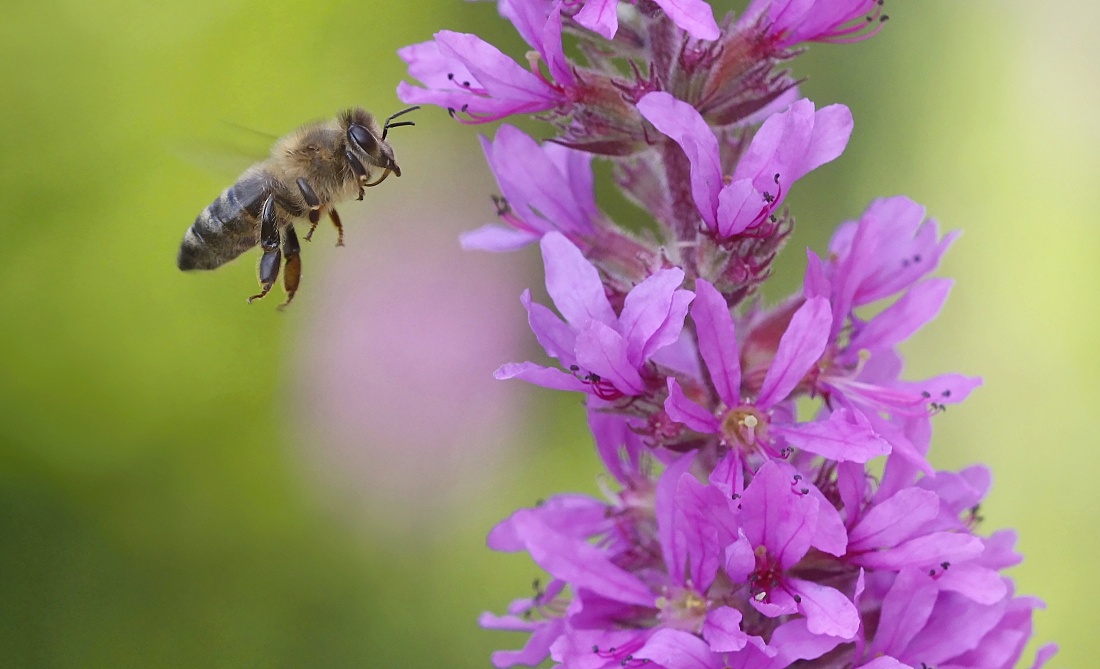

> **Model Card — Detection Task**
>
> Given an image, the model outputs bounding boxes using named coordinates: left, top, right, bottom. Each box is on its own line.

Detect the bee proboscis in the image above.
left=177, top=106, right=418, bottom=308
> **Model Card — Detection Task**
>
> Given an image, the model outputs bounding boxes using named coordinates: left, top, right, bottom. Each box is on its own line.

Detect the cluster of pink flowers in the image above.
left=399, top=1, right=1057, bottom=668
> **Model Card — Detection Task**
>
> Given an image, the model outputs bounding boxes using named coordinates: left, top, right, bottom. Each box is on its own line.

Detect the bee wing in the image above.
left=170, top=120, right=279, bottom=178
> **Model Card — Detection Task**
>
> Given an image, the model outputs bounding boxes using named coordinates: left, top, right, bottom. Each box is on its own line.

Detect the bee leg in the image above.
left=328, top=208, right=345, bottom=247
left=296, top=178, right=322, bottom=242
left=345, top=150, right=368, bottom=200
left=277, top=224, right=302, bottom=310
left=248, top=195, right=282, bottom=303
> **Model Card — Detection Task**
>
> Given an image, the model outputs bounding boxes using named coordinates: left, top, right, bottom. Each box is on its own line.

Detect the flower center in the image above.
left=720, top=405, right=768, bottom=450
left=655, top=585, right=709, bottom=633
left=749, top=546, right=783, bottom=601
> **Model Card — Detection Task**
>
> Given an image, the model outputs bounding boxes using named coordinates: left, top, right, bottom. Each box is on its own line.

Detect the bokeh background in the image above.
left=0, top=0, right=1091, bottom=666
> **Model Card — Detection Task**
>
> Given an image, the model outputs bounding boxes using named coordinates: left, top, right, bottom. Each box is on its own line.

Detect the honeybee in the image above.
left=177, top=106, right=418, bottom=307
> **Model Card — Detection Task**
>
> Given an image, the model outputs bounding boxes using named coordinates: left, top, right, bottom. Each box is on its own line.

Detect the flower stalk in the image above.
left=399, top=1, right=1057, bottom=667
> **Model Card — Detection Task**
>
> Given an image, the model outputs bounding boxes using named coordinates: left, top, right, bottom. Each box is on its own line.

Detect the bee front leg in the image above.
left=248, top=195, right=281, bottom=303
left=328, top=208, right=345, bottom=247
left=296, top=178, right=323, bottom=242
left=345, top=150, right=368, bottom=200
left=278, top=224, right=301, bottom=310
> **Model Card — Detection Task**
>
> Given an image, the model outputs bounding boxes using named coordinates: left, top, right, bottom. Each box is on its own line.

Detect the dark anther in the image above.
left=793, top=594, right=802, bottom=603
left=921, top=391, right=932, bottom=398
left=570, top=365, right=580, bottom=371
left=463, top=81, right=471, bottom=87
left=800, top=487, right=809, bottom=494
left=793, top=474, right=802, bottom=481
left=447, top=108, right=457, bottom=118
left=731, top=493, right=741, bottom=500
left=773, top=173, right=780, bottom=183
left=942, top=389, right=952, bottom=397
left=491, top=194, right=510, bottom=216
left=914, top=254, right=922, bottom=262
left=941, top=561, right=951, bottom=570
left=881, top=15, right=890, bottom=22
left=763, top=190, right=775, bottom=203
left=447, top=72, right=455, bottom=80
left=929, top=568, right=937, bottom=576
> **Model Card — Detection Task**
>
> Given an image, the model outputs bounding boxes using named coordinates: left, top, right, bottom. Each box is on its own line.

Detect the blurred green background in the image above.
left=0, top=0, right=1089, bottom=666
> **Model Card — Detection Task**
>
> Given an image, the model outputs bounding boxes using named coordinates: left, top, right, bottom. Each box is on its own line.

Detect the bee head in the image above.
left=341, top=106, right=417, bottom=180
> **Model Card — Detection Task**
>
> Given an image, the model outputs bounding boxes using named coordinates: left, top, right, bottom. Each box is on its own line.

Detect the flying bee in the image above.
left=177, top=106, right=418, bottom=308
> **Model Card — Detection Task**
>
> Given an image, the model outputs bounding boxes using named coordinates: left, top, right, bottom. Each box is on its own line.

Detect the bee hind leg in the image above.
left=248, top=195, right=282, bottom=303
left=296, top=178, right=323, bottom=242
left=277, top=224, right=302, bottom=310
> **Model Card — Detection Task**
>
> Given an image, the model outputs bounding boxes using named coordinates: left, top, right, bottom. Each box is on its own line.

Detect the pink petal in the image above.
left=757, top=297, right=831, bottom=407
left=637, top=92, right=723, bottom=229
left=796, top=103, right=853, bottom=180
left=848, top=487, right=939, bottom=551
left=665, top=378, right=721, bottom=433
left=703, top=607, right=748, bottom=652
left=540, top=232, right=617, bottom=328
left=849, top=278, right=952, bottom=352
left=574, top=0, right=619, bottom=39
left=691, top=279, right=742, bottom=406
left=724, top=531, right=755, bottom=583
left=788, top=578, right=860, bottom=639
left=767, top=618, right=844, bottom=666
left=511, top=511, right=653, bottom=606
left=487, top=495, right=610, bottom=551
left=494, top=361, right=588, bottom=392
left=715, top=178, right=763, bottom=237
left=655, top=452, right=698, bottom=586
left=488, top=617, right=564, bottom=668
left=576, top=320, right=646, bottom=395
left=636, top=629, right=723, bottom=669
left=934, top=563, right=1008, bottom=605
left=852, top=532, right=983, bottom=570
left=619, top=268, right=690, bottom=366
left=773, top=408, right=890, bottom=463
left=869, top=568, right=938, bottom=657
left=521, top=289, right=577, bottom=365
left=460, top=224, right=538, bottom=251
left=652, top=0, right=721, bottom=40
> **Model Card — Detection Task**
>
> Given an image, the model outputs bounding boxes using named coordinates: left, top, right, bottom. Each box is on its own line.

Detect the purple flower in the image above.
left=570, top=0, right=720, bottom=41
left=397, top=1, right=573, bottom=123
left=495, top=232, right=693, bottom=400
left=461, top=125, right=603, bottom=252
left=740, top=0, right=889, bottom=49
left=664, top=279, right=890, bottom=464
left=724, top=461, right=857, bottom=638
left=637, top=92, right=853, bottom=239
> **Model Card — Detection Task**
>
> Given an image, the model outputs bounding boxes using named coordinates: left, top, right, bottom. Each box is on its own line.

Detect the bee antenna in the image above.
left=382, top=106, right=420, bottom=140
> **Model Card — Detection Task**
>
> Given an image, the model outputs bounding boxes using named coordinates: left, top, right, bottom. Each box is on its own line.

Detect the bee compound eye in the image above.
left=348, top=124, right=378, bottom=154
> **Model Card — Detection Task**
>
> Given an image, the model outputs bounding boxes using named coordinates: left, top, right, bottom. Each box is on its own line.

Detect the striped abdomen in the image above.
left=177, top=173, right=269, bottom=271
